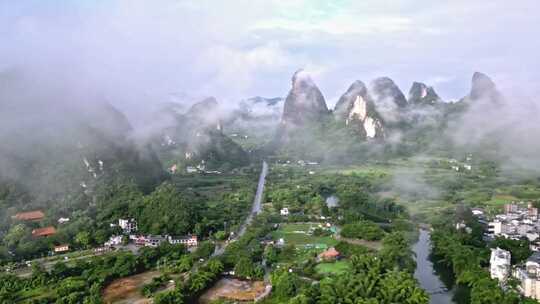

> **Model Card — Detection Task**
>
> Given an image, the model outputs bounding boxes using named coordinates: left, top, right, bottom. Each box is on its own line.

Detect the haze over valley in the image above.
left=1, top=1, right=540, bottom=304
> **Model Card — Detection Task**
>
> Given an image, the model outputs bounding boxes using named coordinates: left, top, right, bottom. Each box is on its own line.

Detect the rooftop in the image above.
left=528, top=252, right=540, bottom=264
left=32, top=226, right=56, bottom=237
left=14, top=210, right=45, bottom=221
left=319, top=247, right=340, bottom=258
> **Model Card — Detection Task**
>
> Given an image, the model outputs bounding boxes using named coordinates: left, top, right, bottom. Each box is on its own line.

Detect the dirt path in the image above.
left=102, top=270, right=161, bottom=304
left=198, top=278, right=266, bottom=304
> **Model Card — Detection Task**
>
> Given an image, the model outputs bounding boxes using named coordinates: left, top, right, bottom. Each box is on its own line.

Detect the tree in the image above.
left=272, top=270, right=299, bottom=300
left=3, top=224, right=27, bottom=248
left=378, top=270, right=429, bottom=304
left=379, top=232, right=416, bottom=272
left=136, top=183, right=199, bottom=235
left=154, top=289, right=185, bottom=304
left=51, top=261, right=71, bottom=279
left=188, top=271, right=214, bottom=294
left=264, top=245, right=279, bottom=265
left=206, top=258, right=224, bottom=274
left=234, top=257, right=256, bottom=279
left=340, top=221, right=384, bottom=241
left=175, top=255, right=193, bottom=273
left=491, top=237, right=532, bottom=264
left=280, top=244, right=296, bottom=261
left=288, top=294, right=310, bottom=304
left=74, top=231, right=91, bottom=249
left=194, top=241, right=215, bottom=260
left=213, top=230, right=227, bottom=241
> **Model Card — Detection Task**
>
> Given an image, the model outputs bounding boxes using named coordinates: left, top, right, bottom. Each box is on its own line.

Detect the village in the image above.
left=5, top=211, right=199, bottom=274
left=474, top=202, right=540, bottom=300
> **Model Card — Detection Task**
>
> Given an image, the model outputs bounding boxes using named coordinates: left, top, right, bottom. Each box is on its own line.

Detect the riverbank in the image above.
left=414, top=229, right=470, bottom=304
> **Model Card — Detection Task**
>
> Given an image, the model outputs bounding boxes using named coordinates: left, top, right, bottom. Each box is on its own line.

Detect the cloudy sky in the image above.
left=1, top=0, right=539, bottom=111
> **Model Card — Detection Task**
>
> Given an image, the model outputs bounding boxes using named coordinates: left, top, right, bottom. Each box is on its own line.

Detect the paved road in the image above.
left=214, top=161, right=268, bottom=256
left=238, top=161, right=268, bottom=236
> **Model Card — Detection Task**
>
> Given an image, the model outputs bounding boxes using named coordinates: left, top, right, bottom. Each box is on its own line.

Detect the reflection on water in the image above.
left=413, top=229, right=470, bottom=304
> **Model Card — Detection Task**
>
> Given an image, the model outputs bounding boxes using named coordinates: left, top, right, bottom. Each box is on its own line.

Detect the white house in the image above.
left=488, top=221, right=504, bottom=236
left=144, top=235, right=166, bottom=247
left=514, top=252, right=540, bottom=299
left=105, top=235, right=123, bottom=247
left=168, top=235, right=198, bottom=247
left=54, top=244, right=70, bottom=253
left=490, top=247, right=511, bottom=282
left=58, top=217, right=70, bottom=224
left=471, top=209, right=484, bottom=217
left=119, top=218, right=138, bottom=234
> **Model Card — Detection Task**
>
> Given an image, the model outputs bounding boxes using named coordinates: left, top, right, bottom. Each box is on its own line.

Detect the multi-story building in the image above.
left=118, top=218, right=138, bottom=234
left=488, top=221, right=505, bottom=235
left=490, top=247, right=511, bottom=282
left=505, top=203, right=519, bottom=214
left=145, top=235, right=166, bottom=247
left=514, top=252, right=540, bottom=300
left=528, top=202, right=539, bottom=219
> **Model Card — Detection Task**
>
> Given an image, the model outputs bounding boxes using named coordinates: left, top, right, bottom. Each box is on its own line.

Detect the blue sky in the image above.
left=1, top=0, right=539, bottom=110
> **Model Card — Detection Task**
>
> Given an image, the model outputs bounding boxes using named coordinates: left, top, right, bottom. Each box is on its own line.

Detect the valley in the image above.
left=1, top=68, right=540, bottom=304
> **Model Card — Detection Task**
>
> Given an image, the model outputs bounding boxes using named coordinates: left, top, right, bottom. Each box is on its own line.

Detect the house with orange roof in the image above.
left=32, top=227, right=56, bottom=237
left=318, top=247, right=340, bottom=261
left=13, top=210, right=45, bottom=221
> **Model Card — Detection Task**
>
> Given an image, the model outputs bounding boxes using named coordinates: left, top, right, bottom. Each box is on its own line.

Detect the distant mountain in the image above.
left=185, top=97, right=223, bottom=131
left=408, top=82, right=441, bottom=105
left=371, top=77, right=408, bottom=108
left=237, top=96, right=284, bottom=121
left=281, top=70, right=330, bottom=127
left=246, top=96, right=284, bottom=106
left=468, top=72, right=503, bottom=102
left=0, top=74, right=166, bottom=202
left=152, top=97, right=249, bottom=171
left=334, top=80, right=385, bottom=139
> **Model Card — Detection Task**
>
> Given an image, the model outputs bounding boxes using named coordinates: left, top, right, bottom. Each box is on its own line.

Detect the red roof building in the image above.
left=32, top=227, right=56, bottom=237
left=318, top=247, right=340, bottom=259
left=14, top=210, right=45, bottom=221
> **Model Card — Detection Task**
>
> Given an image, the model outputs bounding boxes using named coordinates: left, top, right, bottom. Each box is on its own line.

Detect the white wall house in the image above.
left=104, top=235, right=123, bottom=247
left=514, top=252, right=540, bottom=300
left=488, top=221, right=504, bottom=235
left=490, top=247, right=511, bottom=282
left=118, top=218, right=138, bottom=234
left=168, top=235, right=198, bottom=247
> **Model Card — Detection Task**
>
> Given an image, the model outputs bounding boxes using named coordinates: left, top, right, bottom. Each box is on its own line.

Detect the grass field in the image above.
left=315, top=261, right=350, bottom=275
left=271, top=223, right=338, bottom=247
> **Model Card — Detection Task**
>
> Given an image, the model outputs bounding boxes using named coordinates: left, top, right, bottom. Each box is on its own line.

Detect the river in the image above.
left=413, top=229, right=469, bottom=304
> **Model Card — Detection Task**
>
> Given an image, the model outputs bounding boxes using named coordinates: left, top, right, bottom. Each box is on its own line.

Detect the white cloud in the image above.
left=0, top=0, right=538, bottom=113
left=253, top=15, right=415, bottom=35
left=195, top=43, right=291, bottom=97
